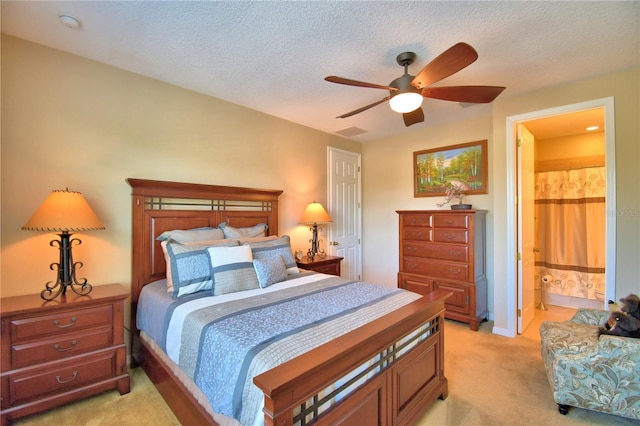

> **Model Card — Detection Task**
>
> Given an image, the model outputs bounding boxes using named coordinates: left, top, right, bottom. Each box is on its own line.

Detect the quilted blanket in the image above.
left=160, top=274, right=421, bottom=425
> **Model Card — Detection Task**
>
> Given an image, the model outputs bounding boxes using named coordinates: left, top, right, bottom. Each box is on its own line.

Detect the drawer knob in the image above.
left=56, top=371, right=78, bottom=384
left=449, top=250, right=461, bottom=257
left=410, top=232, right=422, bottom=238
left=445, top=219, right=456, bottom=225
left=443, top=233, right=456, bottom=240
left=54, top=317, right=77, bottom=328
left=449, top=268, right=462, bottom=274
left=54, top=340, right=78, bottom=352
left=407, top=246, right=418, bottom=252
left=410, top=218, right=423, bottom=224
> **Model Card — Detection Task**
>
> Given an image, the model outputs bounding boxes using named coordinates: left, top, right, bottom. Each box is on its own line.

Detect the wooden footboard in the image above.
left=254, top=290, right=450, bottom=426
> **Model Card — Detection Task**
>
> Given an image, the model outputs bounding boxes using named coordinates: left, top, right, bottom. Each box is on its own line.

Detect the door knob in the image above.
left=533, top=247, right=540, bottom=253
left=330, top=241, right=339, bottom=246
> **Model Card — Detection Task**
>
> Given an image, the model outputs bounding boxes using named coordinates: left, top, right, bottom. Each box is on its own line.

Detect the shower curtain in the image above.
left=534, top=166, right=606, bottom=300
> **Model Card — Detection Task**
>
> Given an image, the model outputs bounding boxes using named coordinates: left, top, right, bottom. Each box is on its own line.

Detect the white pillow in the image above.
left=218, top=223, right=267, bottom=239
left=207, top=245, right=259, bottom=296
left=157, top=227, right=224, bottom=243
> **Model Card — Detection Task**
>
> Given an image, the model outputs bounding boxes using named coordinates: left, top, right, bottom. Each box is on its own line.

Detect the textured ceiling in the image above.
left=2, top=1, right=638, bottom=142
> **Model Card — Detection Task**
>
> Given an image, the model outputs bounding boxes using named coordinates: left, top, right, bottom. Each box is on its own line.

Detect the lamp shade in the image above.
left=300, top=202, right=332, bottom=225
left=22, top=189, right=105, bottom=232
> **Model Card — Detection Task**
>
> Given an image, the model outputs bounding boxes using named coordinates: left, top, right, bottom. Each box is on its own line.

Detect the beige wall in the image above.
left=362, top=68, right=639, bottom=333
left=361, top=116, right=495, bottom=303
left=2, top=35, right=639, bottom=338
left=490, top=68, right=639, bottom=332
left=0, top=35, right=361, bottom=301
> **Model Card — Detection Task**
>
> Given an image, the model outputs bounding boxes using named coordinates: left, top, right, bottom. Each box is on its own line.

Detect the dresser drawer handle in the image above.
left=443, top=233, right=456, bottom=240
left=56, top=371, right=78, bottom=384
left=410, top=232, right=423, bottom=238
left=407, top=246, right=418, bottom=252
left=445, top=219, right=456, bottom=225
left=54, top=340, right=78, bottom=352
left=407, top=263, right=418, bottom=269
left=449, top=268, right=462, bottom=275
left=449, top=250, right=462, bottom=257
left=410, top=218, right=423, bottom=225
left=54, top=317, right=77, bottom=328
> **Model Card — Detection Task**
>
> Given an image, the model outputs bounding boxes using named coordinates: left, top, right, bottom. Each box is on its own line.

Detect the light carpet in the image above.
left=15, top=307, right=637, bottom=425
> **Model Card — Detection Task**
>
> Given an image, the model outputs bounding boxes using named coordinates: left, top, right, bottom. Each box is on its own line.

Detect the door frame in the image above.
left=505, top=97, right=616, bottom=337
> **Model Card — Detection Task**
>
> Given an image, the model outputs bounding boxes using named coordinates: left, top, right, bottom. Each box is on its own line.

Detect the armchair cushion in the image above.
left=540, top=308, right=640, bottom=420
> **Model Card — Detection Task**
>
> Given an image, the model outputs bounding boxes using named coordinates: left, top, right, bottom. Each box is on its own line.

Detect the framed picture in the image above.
left=413, top=139, right=488, bottom=197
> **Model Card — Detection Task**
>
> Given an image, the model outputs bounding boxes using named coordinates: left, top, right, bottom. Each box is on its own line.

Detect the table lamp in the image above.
left=22, top=188, right=105, bottom=300
left=299, top=202, right=332, bottom=259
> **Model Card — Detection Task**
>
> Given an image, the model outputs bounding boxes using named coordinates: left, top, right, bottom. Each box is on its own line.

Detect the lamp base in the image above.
left=41, top=232, right=93, bottom=301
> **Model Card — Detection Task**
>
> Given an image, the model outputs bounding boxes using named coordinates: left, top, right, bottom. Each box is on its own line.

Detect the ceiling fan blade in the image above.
left=336, top=97, right=391, bottom=118
left=403, top=107, right=424, bottom=127
left=411, top=43, right=479, bottom=89
left=325, top=76, right=398, bottom=91
left=422, top=86, right=506, bottom=103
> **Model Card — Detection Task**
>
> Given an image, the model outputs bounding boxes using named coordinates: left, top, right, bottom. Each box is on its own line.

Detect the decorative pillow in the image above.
left=156, top=227, right=224, bottom=243
left=218, top=222, right=268, bottom=239
left=163, top=239, right=238, bottom=297
left=207, top=245, right=259, bottom=296
left=253, top=255, right=288, bottom=288
left=244, top=235, right=300, bottom=274
left=237, top=235, right=279, bottom=244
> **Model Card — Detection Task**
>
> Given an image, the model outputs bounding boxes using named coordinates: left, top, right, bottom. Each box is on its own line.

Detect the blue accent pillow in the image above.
left=245, top=235, right=299, bottom=274
left=164, top=239, right=238, bottom=298
left=253, top=256, right=288, bottom=288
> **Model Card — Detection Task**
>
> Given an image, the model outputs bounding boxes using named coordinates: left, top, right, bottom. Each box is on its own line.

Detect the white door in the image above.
left=517, top=124, right=536, bottom=333
left=327, top=147, right=361, bottom=280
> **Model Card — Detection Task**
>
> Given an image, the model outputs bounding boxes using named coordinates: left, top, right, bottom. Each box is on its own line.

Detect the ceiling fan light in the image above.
left=389, top=92, right=423, bottom=113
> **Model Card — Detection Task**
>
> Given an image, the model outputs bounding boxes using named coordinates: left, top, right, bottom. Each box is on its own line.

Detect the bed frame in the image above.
left=127, top=178, right=449, bottom=426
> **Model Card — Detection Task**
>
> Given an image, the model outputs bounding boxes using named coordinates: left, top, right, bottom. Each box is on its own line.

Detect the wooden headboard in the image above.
left=127, top=178, right=283, bottom=307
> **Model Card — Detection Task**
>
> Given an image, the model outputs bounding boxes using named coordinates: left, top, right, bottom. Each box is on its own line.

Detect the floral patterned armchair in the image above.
left=539, top=308, right=640, bottom=420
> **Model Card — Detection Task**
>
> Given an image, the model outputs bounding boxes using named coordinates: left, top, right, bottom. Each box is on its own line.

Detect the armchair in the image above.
left=539, top=308, right=640, bottom=420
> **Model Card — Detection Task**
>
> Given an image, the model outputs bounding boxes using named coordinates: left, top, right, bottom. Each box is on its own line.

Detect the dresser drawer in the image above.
left=10, top=305, right=113, bottom=342
left=433, top=229, right=468, bottom=244
left=402, top=228, right=433, bottom=242
left=403, top=242, right=469, bottom=263
left=402, top=258, right=469, bottom=281
left=402, top=214, right=432, bottom=228
left=432, top=214, right=469, bottom=229
left=10, top=325, right=113, bottom=369
left=6, top=349, right=118, bottom=407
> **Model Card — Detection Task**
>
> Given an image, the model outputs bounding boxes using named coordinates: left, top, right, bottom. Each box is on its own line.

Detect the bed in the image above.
left=127, top=178, right=450, bottom=426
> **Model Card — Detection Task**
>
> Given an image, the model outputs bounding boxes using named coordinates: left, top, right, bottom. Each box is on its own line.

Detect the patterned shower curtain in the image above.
left=534, top=166, right=606, bottom=299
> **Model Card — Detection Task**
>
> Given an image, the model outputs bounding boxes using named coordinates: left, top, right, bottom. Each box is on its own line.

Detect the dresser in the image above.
left=0, top=284, right=130, bottom=425
left=397, top=210, right=487, bottom=330
left=296, top=255, right=343, bottom=276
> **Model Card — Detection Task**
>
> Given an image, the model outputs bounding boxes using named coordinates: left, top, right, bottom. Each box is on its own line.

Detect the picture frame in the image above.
left=413, top=139, right=488, bottom=197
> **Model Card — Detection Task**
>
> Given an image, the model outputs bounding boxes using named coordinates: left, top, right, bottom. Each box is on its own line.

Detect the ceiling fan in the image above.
left=325, top=43, right=506, bottom=127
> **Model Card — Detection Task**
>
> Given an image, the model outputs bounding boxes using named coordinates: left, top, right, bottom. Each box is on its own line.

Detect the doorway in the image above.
left=506, top=97, right=616, bottom=336
left=326, top=147, right=362, bottom=281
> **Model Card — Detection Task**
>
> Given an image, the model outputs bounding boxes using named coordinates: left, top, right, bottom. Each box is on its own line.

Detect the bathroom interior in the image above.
left=526, top=108, right=606, bottom=312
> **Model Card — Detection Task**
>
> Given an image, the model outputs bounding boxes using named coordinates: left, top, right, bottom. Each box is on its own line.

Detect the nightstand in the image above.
left=296, top=255, right=343, bottom=276
left=0, top=284, right=130, bottom=425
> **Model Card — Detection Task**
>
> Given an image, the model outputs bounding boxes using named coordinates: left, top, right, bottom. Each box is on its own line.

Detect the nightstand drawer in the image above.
left=6, top=349, right=118, bottom=407
left=10, top=325, right=113, bottom=369
left=10, top=305, right=113, bottom=342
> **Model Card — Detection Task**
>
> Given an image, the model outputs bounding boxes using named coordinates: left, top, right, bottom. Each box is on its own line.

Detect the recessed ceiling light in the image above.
left=59, top=14, right=81, bottom=29
left=586, top=126, right=599, bottom=131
